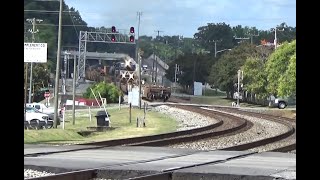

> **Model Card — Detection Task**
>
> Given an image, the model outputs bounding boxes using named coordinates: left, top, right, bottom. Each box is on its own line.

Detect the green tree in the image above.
left=83, top=82, right=122, bottom=103
left=277, top=52, right=296, bottom=97
left=242, top=57, right=268, bottom=99
left=194, top=22, right=234, bottom=53
left=208, top=42, right=258, bottom=97
left=166, top=53, right=213, bottom=87
left=265, top=40, right=296, bottom=96
left=25, top=63, right=51, bottom=102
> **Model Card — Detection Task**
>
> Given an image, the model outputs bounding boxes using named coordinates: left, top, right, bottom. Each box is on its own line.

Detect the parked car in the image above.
left=26, top=104, right=61, bottom=124
left=268, top=95, right=296, bottom=109
left=25, top=107, right=57, bottom=128
left=25, top=107, right=49, bottom=129
left=26, top=103, right=55, bottom=114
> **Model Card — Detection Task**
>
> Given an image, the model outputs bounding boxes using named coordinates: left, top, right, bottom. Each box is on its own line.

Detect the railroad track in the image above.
left=25, top=104, right=294, bottom=157
left=25, top=105, right=250, bottom=157
left=25, top=104, right=295, bottom=180
left=132, top=105, right=294, bottom=153
left=25, top=151, right=258, bottom=180
left=128, top=104, right=250, bottom=146
left=207, top=106, right=296, bottom=152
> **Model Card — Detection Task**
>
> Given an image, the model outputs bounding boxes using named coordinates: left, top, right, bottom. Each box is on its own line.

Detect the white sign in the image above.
left=24, top=43, right=48, bottom=63
left=193, top=81, right=203, bottom=96
left=128, top=87, right=139, bottom=106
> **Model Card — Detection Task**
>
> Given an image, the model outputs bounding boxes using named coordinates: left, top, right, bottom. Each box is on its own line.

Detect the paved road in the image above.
left=24, top=146, right=295, bottom=180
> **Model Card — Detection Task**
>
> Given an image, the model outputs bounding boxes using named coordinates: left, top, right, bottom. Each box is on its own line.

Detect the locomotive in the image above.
left=142, top=84, right=171, bottom=102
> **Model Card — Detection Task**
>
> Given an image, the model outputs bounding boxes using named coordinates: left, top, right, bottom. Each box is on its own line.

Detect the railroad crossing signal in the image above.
left=109, top=26, right=135, bottom=43
left=129, top=26, right=135, bottom=42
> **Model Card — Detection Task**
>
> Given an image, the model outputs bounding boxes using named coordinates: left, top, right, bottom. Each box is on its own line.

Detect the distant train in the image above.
left=142, top=84, right=171, bottom=102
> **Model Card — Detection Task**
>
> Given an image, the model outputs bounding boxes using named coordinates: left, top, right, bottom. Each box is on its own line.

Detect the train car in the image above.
left=142, top=84, right=171, bottom=102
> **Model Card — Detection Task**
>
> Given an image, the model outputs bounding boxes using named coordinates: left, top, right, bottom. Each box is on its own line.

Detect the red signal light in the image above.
left=111, top=35, right=116, bottom=42
left=130, top=35, right=134, bottom=42
left=130, top=27, right=134, bottom=34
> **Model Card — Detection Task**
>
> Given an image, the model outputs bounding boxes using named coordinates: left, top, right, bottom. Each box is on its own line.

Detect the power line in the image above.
left=30, top=24, right=88, bottom=26
left=24, top=10, right=79, bottom=13
left=68, top=9, right=79, bottom=37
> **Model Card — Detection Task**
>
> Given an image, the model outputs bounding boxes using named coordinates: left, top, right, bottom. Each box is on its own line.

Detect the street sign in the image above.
left=24, top=43, right=48, bottom=63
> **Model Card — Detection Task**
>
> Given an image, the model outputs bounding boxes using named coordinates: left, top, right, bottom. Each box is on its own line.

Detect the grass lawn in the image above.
left=188, top=96, right=295, bottom=118
left=202, top=89, right=226, bottom=96
left=187, top=95, right=266, bottom=108
left=24, top=107, right=178, bottom=144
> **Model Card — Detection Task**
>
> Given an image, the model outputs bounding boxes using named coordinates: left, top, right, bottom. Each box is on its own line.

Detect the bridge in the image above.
left=61, top=51, right=130, bottom=61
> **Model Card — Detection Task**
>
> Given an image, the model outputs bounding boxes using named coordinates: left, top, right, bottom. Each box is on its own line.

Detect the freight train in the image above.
left=142, top=84, right=171, bottom=102
left=113, top=56, right=172, bottom=102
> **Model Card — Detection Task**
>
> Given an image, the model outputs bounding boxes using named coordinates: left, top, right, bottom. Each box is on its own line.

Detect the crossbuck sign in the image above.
left=24, top=43, right=47, bottom=63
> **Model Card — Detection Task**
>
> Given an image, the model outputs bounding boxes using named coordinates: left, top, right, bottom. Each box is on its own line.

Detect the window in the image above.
left=34, top=105, right=41, bottom=110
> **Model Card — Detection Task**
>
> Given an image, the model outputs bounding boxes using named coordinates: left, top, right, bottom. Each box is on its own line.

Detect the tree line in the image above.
left=24, top=0, right=296, bottom=102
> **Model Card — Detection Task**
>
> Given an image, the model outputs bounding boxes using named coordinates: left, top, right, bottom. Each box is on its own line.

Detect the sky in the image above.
left=64, top=0, right=296, bottom=38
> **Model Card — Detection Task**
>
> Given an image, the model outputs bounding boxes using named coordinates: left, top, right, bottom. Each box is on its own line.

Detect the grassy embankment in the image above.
left=24, top=107, right=177, bottom=144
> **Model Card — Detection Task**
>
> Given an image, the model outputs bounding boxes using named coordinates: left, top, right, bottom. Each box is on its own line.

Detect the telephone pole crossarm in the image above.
left=246, top=31, right=259, bottom=44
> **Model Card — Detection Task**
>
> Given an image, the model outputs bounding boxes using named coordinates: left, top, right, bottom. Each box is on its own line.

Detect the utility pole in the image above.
left=154, top=30, right=163, bottom=40
left=152, top=53, right=155, bottom=83
left=175, top=35, right=182, bottom=59
left=24, top=64, right=28, bottom=121
left=26, top=18, right=42, bottom=103
left=174, top=64, right=179, bottom=93
left=246, top=31, right=259, bottom=44
left=62, top=51, right=70, bottom=95
left=271, top=27, right=284, bottom=49
left=53, top=0, right=63, bottom=128
left=237, top=70, right=243, bottom=107
left=137, top=11, right=142, bottom=109
left=72, top=53, right=76, bottom=125
left=193, top=59, right=196, bottom=84
left=152, top=30, right=163, bottom=84
left=155, top=56, right=158, bottom=85
left=211, top=40, right=221, bottom=58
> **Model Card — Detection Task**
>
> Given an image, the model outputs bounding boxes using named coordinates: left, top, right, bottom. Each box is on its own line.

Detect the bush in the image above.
left=83, top=82, right=122, bottom=103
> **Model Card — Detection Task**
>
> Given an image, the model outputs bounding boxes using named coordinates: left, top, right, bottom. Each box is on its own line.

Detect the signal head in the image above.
left=111, top=34, right=116, bottom=42
left=111, top=26, right=116, bottom=33
left=130, top=27, right=135, bottom=34
left=130, top=35, right=135, bottom=42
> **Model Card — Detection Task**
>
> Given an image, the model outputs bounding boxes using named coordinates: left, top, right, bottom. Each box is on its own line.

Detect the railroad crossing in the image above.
left=24, top=145, right=296, bottom=180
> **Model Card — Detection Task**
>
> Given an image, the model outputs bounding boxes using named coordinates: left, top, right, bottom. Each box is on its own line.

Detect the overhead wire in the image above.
left=68, top=10, right=79, bottom=38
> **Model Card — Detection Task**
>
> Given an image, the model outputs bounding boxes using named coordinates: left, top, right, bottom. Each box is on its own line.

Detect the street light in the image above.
left=215, top=49, right=231, bottom=57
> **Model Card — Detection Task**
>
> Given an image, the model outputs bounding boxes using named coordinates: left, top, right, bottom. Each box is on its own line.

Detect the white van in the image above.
left=25, top=107, right=49, bottom=122
left=26, top=103, right=55, bottom=114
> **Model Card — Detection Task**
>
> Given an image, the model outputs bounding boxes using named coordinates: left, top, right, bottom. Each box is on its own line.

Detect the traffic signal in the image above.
left=111, top=35, right=116, bottom=42
left=130, top=35, right=134, bottom=42
left=130, top=27, right=134, bottom=34
left=111, top=26, right=116, bottom=33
